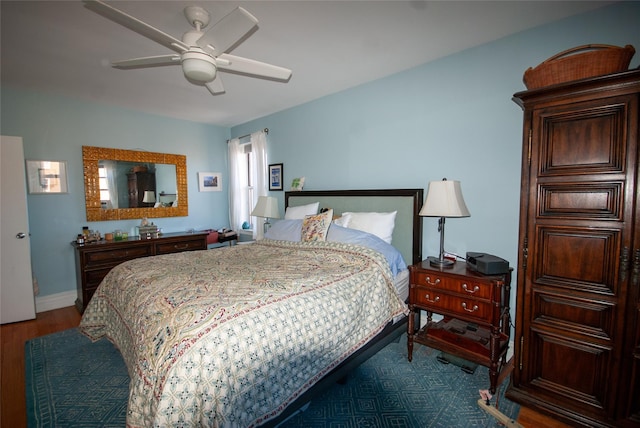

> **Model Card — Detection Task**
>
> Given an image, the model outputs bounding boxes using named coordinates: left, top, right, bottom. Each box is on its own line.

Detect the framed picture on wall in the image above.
left=26, top=160, right=69, bottom=194
left=198, top=172, right=222, bottom=192
left=269, top=163, right=283, bottom=191
left=290, top=177, right=305, bottom=191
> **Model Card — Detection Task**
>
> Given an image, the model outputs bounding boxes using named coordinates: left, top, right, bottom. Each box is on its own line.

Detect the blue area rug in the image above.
left=25, top=328, right=518, bottom=427
left=25, top=328, right=128, bottom=427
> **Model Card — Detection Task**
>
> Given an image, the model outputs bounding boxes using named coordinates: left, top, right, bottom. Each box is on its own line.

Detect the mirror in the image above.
left=83, top=146, right=188, bottom=221
left=97, top=161, right=177, bottom=209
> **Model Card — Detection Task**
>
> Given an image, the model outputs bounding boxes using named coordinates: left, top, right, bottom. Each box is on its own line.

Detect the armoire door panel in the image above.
left=533, top=226, right=619, bottom=294
left=532, top=290, right=615, bottom=341
left=528, top=330, right=613, bottom=411
left=623, top=350, right=640, bottom=422
left=538, top=182, right=623, bottom=220
left=618, top=303, right=640, bottom=421
left=537, top=102, right=628, bottom=176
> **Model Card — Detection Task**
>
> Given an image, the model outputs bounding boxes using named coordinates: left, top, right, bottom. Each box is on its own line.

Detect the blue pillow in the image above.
left=327, top=224, right=407, bottom=277
left=264, top=219, right=302, bottom=241
left=264, top=220, right=407, bottom=277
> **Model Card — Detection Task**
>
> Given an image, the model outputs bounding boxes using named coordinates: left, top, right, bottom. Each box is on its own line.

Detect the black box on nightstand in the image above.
left=466, top=252, right=509, bottom=275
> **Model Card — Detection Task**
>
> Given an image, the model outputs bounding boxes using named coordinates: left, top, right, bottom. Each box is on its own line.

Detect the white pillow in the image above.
left=341, top=211, right=397, bottom=244
left=333, top=213, right=351, bottom=227
left=284, top=202, right=319, bottom=219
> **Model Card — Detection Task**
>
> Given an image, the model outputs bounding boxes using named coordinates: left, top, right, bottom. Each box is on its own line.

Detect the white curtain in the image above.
left=250, top=131, right=268, bottom=240
left=103, top=161, right=118, bottom=209
left=228, top=131, right=269, bottom=240
left=227, top=137, right=245, bottom=232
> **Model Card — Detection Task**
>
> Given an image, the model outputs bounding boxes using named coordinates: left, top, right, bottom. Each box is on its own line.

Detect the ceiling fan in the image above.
left=83, top=0, right=292, bottom=95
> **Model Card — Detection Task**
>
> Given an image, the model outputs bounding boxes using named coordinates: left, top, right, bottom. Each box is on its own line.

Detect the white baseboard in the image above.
left=35, top=290, right=76, bottom=313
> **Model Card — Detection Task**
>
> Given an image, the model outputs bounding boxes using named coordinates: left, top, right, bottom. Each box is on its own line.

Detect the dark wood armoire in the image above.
left=127, top=171, right=156, bottom=208
left=506, top=69, right=640, bottom=427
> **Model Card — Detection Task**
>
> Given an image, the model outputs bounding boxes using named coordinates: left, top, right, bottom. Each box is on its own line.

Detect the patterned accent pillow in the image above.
left=301, top=209, right=333, bottom=242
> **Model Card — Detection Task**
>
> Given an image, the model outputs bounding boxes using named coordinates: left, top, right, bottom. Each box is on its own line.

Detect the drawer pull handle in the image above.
left=174, top=244, right=189, bottom=250
left=461, top=302, right=479, bottom=312
left=425, top=294, right=440, bottom=303
left=425, top=276, right=441, bottom=286
left=462, top=283, right=480, bottom=294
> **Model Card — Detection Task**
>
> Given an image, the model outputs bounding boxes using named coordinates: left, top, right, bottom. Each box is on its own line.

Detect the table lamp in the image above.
left=251, top=196, right=280, bottom=233
left=419, top=178, right=470, bottom=267
left=142, top=190, right=156, bottom=206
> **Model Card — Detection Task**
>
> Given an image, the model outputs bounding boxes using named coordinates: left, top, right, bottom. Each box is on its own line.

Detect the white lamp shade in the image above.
left=419, top=179, right=470, bottom=217
left=142, top=191, right=156, bottom=203
left=251, top=196, right=280, bottom=219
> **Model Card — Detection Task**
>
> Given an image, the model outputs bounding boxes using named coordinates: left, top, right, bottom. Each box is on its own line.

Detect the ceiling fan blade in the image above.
left=197, top=7, right=258, bottom=57
left=205, top=77, right=225, bottom=95
left=217, top=54, right=292, bottom=81
left=83, top=0, right=188, bottom=53
left=112, top=54, right=180, bottom=69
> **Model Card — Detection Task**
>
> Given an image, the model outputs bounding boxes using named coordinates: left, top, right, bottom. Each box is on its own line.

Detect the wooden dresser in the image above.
left=72, top=231, right=208, bottom=312
left=407, top=261, right=512, bottom=394
left=507, top=70, right=640, bottom=426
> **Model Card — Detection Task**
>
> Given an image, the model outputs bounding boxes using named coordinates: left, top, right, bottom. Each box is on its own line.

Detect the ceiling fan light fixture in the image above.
left=182, top=51, right=217, bottom=83
left=86, top=1, right=291, bottom=95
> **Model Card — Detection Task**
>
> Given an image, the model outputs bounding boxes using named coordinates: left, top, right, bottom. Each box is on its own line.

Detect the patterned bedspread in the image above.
left=80, top=239, right=407, bottom=427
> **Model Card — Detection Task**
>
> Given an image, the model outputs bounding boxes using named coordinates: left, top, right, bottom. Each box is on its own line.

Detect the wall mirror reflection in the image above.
left=83, top=146, right=188, bottom=221
left=98, top=161, right=177, bottom=209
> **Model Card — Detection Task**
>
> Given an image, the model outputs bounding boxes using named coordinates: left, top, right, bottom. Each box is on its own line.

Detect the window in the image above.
left=228, top=131, right=268, bottom=237
left=98, top=166, right=110, bottom=202
left=98, top=162, right=118, bottom=209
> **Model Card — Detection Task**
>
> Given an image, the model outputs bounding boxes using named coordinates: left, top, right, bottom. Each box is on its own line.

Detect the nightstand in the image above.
left=218, top=233, right=238, bottom=245
left=407, top=260, right=512, bottom=393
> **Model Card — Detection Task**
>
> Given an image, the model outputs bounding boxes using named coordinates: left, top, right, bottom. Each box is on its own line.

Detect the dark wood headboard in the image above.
left=285, top=189, right=423, bottom=265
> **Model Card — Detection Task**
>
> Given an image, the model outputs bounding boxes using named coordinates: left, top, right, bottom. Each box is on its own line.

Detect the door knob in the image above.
left=16, top=232, right=26, bottom=239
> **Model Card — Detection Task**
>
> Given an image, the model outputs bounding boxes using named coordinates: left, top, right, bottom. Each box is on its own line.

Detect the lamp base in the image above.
left=428, top=256, right=455, bottom=268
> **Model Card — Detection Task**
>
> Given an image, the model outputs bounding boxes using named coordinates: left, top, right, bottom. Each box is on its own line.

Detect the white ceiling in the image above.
left=1, top=1, right=614, bottom=127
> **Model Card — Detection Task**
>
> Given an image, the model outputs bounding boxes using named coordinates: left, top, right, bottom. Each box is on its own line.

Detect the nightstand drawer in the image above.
left=412, top=287, right=492, bottom=321
left=413, top=271, right=491, bottom=299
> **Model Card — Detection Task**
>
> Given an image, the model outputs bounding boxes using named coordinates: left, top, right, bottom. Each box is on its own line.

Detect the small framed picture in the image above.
left=291, top=177, right=305, bottom=191
left=269, top=163, right=283, bottom=191
left=198, top=172, right=222, bottom=192
left=26, top=160, right=69, bottom=194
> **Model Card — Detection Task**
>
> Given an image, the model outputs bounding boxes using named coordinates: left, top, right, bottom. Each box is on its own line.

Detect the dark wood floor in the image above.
left=1, top=306, right=571, bottom=428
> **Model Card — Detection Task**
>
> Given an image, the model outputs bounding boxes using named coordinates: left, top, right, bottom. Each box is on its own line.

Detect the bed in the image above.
left=79, top=188, right=423, bottom=427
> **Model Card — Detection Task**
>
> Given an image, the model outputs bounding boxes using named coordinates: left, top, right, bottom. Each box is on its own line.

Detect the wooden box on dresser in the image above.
left=73, top=232, right=208, bottom=312
left=506, top=70, right=640, bottom=427
left=407, top=261, right=512, bottom=394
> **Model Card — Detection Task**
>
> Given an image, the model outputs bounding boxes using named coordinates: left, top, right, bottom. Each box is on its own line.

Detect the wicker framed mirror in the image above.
left=82, top=146, right=188, bottom=221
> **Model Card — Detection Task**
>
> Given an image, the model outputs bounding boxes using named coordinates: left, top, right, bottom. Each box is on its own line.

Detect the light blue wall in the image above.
left=232, top=2, right=640, bottom=311
left=1, top=1, right=639, bottom=305
left=1, top=89, right=230, bottom=297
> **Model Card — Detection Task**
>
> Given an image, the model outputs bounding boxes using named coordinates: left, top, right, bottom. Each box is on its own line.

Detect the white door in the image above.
left=1, top=135, right=36, bottom=323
